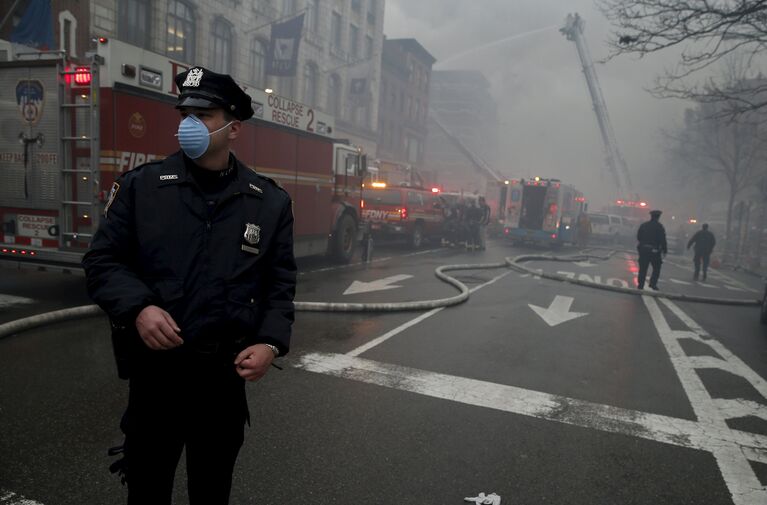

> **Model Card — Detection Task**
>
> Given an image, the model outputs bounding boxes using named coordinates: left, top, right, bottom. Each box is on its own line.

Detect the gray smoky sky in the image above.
left=384, top=0, right=689, bottom=209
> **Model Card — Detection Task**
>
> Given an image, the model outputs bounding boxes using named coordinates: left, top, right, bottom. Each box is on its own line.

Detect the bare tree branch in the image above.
left=598, top=0, right=767, bottom=115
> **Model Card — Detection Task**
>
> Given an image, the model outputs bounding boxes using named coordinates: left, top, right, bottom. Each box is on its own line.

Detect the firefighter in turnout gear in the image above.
left=636, top=209, right=667, bottom=290
left=82, top=66, right=296, bottom=505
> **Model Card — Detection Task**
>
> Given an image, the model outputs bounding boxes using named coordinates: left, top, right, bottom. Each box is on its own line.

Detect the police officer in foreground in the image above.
left=636, top=209, right=667, bottom=290
left=687, top=223, right=716, bottom=281
left=82, top=67, right=296, bottom=504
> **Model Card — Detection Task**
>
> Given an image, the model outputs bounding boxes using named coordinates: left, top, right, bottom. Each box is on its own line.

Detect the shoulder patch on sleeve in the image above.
left=104, top=182, right=121, bottom=217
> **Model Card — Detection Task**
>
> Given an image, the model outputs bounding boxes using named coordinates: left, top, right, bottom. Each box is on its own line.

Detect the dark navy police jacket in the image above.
left=82, top=151, right=296, bottom=358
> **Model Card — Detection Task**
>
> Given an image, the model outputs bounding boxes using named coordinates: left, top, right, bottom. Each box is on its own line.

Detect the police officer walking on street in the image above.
left=82, top=67, right=296, bottom=504
left=636, top=209, right=667, bottom=290
left=687, top=223, right=716, bottom=282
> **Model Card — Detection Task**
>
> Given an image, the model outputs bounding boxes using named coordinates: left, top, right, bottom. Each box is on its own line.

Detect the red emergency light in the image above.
left=1, top=248, right=36, bottom=256
left=575, top=197, right=586, bottom=202
left=399, top=207, right=408, bottom=220
left=73, top=66, right=92, bottom=86
left=639, top=202, right=647, bottom=207
left=431, top=187, right=440, bottom=193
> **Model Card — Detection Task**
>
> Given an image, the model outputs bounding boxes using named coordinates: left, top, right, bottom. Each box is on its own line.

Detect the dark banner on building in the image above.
left=11, top=0, right=55, bottom=50
left=265, top=13, right=305, bottom=77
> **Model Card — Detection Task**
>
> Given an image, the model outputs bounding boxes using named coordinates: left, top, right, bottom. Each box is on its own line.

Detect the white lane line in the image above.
left=669, top=278, right=692, bottom=286
left=297, top=352, right=767, bottom=455
left=724, top=285, right=747, bottom=292
left=657, top=297, right=710, bottom=336
left=0, top=294, right=35, bottom=309
left=0, top=489, right=45, bottom=504
left=345, top=269, right=514, bottom=357
left=643, top=296, right=767, bottom=505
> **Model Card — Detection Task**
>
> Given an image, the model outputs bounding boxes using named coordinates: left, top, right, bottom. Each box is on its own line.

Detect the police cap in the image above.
left=175, top=66, right=254, bottom=121
left=649, top=209, right=662, bottom=217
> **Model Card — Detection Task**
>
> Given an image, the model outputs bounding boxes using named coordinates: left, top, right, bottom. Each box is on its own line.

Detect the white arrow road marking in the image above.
left=528, top=295, right=588, bottom=327
left=669, top=278, right=692, bottom=286
left=0, top=294, right=35, bottom=309
left=343, top=274, right=414, bottom=295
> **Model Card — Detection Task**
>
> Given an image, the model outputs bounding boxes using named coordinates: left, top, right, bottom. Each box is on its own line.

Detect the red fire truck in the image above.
left=0, top=38, right=366, bottom=269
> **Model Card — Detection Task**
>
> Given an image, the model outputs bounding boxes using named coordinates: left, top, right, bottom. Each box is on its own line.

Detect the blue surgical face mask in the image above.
left=176, top=115, right=233, bottom=159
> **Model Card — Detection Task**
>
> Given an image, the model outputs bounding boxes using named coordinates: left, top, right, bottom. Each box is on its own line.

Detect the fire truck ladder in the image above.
left=58, top=55, right=100, bottom=249
left=560, top=13, right=633, bottom=199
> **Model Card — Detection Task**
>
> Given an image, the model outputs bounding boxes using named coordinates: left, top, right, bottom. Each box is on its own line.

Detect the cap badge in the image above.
left=244, top=223, right=260, bottom=245
left=183, top=68, right=204, bottom=88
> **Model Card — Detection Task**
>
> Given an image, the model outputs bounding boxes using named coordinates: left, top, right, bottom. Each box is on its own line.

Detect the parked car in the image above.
left=361, top=184, right=444, bottom=248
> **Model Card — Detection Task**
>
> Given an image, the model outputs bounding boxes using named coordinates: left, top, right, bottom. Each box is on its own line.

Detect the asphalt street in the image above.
left=0, top=239, right=765, bottom=504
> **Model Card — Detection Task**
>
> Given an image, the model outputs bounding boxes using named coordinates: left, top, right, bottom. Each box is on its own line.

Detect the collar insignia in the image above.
left=249, top=183, right=263, bottom=193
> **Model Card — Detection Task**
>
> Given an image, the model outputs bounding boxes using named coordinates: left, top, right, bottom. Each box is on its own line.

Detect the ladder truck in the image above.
left=560, top=13, right=635, bottom=201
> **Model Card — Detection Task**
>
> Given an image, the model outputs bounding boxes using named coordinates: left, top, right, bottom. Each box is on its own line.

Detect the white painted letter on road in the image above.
left=529, top=295, right=588, bottom=327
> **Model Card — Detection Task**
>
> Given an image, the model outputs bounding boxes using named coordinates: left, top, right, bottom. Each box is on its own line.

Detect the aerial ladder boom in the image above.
left=561, top=13, right=633, bottom=199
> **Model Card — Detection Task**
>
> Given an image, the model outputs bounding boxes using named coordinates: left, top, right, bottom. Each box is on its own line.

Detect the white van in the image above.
left=589, top=213, right=623, bottom=243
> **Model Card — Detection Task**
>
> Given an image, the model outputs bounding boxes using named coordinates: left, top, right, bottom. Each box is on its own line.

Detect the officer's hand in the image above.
left=135, top=305, right=183, bottom=350
left=234, top=344, right=274, bottom=382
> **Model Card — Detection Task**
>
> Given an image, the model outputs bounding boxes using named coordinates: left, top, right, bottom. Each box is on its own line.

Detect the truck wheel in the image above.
left=411, top=224, right=423, bottom=249
left=331, top=214, right=357, bottom=263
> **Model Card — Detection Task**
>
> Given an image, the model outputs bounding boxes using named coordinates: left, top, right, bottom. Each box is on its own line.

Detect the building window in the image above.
left=119, top=0, right=151, bottom=49
left=351, top=0, right=361, bottom=12
left=305, top=0, right=320, bottom=33
left=250, top=38, right=267, bottom=86
left=303, top=62, right=317, bottom=106
left=349, top=24, right=359, bottom=59
left=211, top=18, right=233, bottom=74
left=166, top=0, right=195, bottom=63
left=327, top=73, right=342, bottom=116
left=365, top=35, right=373, bottom=59
left=59, top=10, right=77, bottom=57
left=331, top=12, right=342, bottom=52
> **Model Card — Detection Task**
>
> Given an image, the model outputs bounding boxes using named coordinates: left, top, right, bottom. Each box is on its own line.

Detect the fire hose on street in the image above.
left=0, top=251, right=761, bottom=340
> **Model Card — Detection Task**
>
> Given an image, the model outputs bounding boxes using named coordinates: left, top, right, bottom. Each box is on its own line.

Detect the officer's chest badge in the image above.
left=244, top=223, right=260, bottom=245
